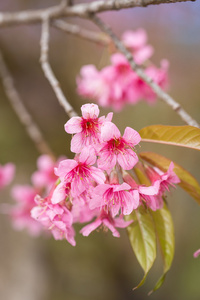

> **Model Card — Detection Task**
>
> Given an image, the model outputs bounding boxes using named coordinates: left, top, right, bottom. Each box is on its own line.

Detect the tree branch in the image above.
left=53, top=20, right=110, bottom=46
left=0, top=49, right=55, bottom=157
left=0, top=0, right=195, bottom=27
left=90, top=14, right=199, bottom=128
left=40, top=16, right=78, bottom=118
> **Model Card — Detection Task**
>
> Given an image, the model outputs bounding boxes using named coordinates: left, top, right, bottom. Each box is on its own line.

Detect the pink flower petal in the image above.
left=80, top=219, right=102, bottom=236
left=64, top=117, right=82, bottom=134
left=193, top=249, right=200, bottom=258
left=123, top=127, right=141, bottom=146
left=101, top=122, right=121, bottom=141
left=79, top=146, right=96, bottom=165
left=117, top=149, right=138, bottom=170
left=55, top=160, right=78, bottom=178
left=103, top=219, right=120, bottom=237
left=81, top=103, right=99, bottom=119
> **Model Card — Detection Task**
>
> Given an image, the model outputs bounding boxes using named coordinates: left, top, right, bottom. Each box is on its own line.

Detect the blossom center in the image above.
left=81, top=118, right=99, bottom=137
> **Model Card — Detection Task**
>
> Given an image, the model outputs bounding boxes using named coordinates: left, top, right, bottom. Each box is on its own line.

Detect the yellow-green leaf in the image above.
left=126, top=206, right=156, bottom=289
left=149, top=203, right=174, bottom=294
left=139, top=125, right=200, bottom=150
left=140, top=152, right=200, bottom=204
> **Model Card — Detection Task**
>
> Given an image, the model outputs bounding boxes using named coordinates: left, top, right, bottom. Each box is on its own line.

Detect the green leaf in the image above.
left=149, top=203, right=175, bottom=294
left=139, top=125, right=200, bottom=150
left=134, top=162, right=151, bottom=186
left=126, top=206, right=156, bottom=289
left=140, top=152, right=200, bottom=205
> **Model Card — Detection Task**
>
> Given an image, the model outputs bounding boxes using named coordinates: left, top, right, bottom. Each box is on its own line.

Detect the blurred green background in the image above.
left=0, top=1, right=200, bottom=299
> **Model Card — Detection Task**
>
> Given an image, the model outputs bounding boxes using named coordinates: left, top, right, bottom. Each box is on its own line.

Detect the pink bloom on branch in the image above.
left=90, top=182, right=139, bottom=217
left=193, top=249, right=200, bottom=258
left=65, top=103, right=113, bottom=153
left=31, top=155, right=59, bottom=190
left=8, top=185, right=43, bottom=236
left=77, top=65, right=111, bottom=106
left=137, top=60, right=169, bottom=104
left=146, top=162, right=180, bottom=193
left=0, top=163, right=15, bottom=190
left=123, top=171, right=161, bottom=211
left=31, top=194, right=76, bottom=246
left=122, top=29, right=154, bottom=64
left=80, top=210, right=133, bottom=238
left=98, top=122, right=141, bottom=171
left=55, top=147, right=105, bottom=198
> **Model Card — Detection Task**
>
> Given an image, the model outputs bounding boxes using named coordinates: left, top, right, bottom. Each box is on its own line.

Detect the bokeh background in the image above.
left=0, top=0, right=200, bottom=299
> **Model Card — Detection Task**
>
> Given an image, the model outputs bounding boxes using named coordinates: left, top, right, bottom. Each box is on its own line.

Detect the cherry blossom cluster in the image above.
left=0, top=163, right=15, bottom=190
left=3, top=155, right=61, bottom=236
left=29, top=103, right=179, bottom=246
left=77, top=29, right=169, bottom=111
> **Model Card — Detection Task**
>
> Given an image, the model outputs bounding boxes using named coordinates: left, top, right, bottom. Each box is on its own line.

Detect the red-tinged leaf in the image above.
left=149, top=203, right=174, bottom=294
left=126, top=206, right=156, bottom=290
left=140, top=152, right=200, bottom=205
left=139, top=125, right=200, bottom=150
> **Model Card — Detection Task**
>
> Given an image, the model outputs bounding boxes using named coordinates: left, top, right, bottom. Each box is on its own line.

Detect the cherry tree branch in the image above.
left=40, top=16, right=78, bottom=118
left=90, top=14, right=199, bottom=128
left=0, top=49, right=55, bottom=157
left=0, top=0, right=195, bottom=27
left=53, top=20, right=110, bottom=45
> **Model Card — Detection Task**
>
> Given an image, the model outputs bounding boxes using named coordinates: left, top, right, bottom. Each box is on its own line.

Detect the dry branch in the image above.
left=53, top=20, right=109, bottom=45
left=40, top=17, right=78, bottom=119
left=0, top=0, right=195, bottom=27
left=0, top=49, right=55, bottom=157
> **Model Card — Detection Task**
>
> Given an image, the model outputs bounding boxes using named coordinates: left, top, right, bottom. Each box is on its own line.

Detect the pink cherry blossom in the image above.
left=80, top=210, right=133, bottom=238
left=98, top=122, right=141, bottom=171
left=8, top=185, right=43, bottom=236
left=122, top=29, right=154, bottom=64
left=54, top=147, right=105, bottom=198
left=146, top=162, right=180, bottom=193
left=0, top=163, right=15, bottom=190
left=77, top=65, right=111, bottom=105
left=122, top=171, right=161, bottom=211
left=65, top=103, right=113, bottom=153
left=136, top=60, right=169, bottom=104
left=77, top=29, right=169, bottom=111
left=31, top=194, right=76, bottom=246
left=89, top=182, right=138, bottom=217
left=31, top=155, right=59, bottom=190
left=193, top=249, right=200, bottom=258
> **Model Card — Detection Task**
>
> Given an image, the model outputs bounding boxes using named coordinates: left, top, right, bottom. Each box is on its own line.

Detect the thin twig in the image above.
left=90, top=14, right=199, bottom=128
left=0, top=0, right=195, bottom=27
left=53, top=20, right=110, bottom=46
left=0, top=49, right=55, bottom=157
left=40, top=16, right=78, bottom=118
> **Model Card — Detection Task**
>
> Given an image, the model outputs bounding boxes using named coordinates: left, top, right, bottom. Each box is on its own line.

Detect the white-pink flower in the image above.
left=97, top=122, right=141, bottom=171
left=0, top=163, right=15, bottom=190
left=89, top=182, right=138, bottom=217
left=64, top=103, right=113, bottom=153
left=54, top=147, right=105, bottom=198
left=80, top=210, right=133, bottom=238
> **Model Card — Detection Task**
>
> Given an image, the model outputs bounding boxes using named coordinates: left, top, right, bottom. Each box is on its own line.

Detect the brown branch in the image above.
left=90, top=14, right=199, bottom=128
left=0, top=49, right=55, bottom=158
left=40, top=16, right=78, bottom=118
left=0, top=0, right=195, bottom=27
left=53, top=20, right=110, bottom=46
